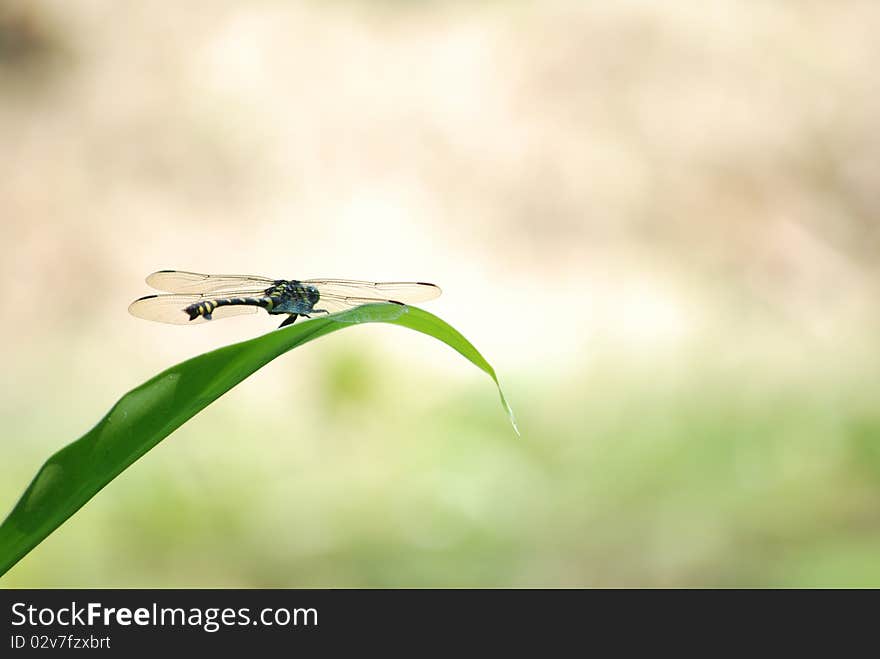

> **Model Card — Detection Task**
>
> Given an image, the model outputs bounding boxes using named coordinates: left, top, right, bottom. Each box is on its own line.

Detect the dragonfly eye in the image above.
left=305, top=284, right=320, bottom=306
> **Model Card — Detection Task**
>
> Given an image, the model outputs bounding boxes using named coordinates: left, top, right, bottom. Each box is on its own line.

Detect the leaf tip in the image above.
left=495, top=385, right=520, bottom=437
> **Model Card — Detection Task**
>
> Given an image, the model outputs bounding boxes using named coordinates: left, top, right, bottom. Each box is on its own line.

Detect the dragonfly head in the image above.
left=304, top=284, right=320, bottom=309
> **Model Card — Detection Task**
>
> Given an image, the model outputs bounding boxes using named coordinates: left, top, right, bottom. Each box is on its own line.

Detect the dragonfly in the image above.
left=129, top=270, right=442, bottom=328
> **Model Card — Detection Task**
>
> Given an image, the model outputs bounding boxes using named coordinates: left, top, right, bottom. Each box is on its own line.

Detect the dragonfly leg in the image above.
left=277, top=314, right=298, bottom=329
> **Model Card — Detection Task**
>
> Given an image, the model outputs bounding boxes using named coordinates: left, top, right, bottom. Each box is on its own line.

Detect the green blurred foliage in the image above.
left=3, top=343, right=880, bottom=587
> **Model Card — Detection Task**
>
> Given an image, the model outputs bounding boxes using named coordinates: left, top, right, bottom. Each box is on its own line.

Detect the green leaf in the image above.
left=0, top=304, right=516, bottom=577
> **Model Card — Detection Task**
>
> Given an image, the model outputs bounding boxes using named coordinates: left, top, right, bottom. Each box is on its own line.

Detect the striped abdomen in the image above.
left=185, top=296, right=274, bottom=321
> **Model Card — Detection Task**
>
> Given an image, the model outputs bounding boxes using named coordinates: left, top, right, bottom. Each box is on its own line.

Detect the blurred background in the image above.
left=2, top=0, right=880, bottom=587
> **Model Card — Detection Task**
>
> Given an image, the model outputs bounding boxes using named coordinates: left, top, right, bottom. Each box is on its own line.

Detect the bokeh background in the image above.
left=2, top=0, right=880, bottom=587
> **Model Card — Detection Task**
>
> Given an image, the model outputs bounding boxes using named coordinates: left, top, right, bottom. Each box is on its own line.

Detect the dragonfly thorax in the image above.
left=265, top=280, right=320, bottom=315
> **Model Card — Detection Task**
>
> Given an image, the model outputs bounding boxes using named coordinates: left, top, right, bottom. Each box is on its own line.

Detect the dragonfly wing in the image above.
left=146, top=270, right=275, bottom=294
left=313, top=293, right=407, bottom=315
left=305, top=279, right=441, bottom=304
left=128, top=294, right=258, bottom=325
left=210, top=305, right=261, bottom=320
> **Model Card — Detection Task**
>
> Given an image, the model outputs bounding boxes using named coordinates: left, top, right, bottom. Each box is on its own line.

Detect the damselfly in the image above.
left=129, top=270, right=441, bottom=328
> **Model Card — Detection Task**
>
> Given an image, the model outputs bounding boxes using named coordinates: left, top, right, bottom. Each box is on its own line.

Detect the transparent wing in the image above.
left=146, top=270, right=275, bottom=294
left=313, top=294, right=407, bottom=315
left=128, top=294, right=258, bottom=325
left=305, top=279, right=441, bottom=304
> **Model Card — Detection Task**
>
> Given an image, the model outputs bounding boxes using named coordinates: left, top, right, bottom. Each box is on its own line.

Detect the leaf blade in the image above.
left=0, top=304, right=514, bottom=577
